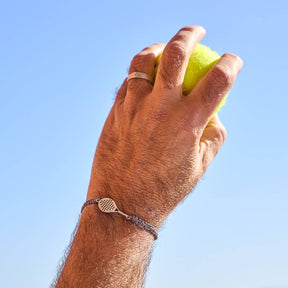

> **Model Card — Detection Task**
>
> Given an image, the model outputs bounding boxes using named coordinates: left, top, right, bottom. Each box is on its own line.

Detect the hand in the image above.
left=87, top=26, right=243, bottom=228
left=54, top=27, right=243, bottom=287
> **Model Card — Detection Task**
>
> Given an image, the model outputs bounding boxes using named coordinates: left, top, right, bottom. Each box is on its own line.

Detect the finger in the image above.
left=199, top=115, right=226, bottom=170
left=127, top=43, right=165, bottom=95
left=154, top=26, right=206, bottom=97
left=187, top=53, right=243, bottom=126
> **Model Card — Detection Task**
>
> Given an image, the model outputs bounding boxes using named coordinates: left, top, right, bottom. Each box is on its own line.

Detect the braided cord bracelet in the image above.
left=81, top=197, right=158, bottom=240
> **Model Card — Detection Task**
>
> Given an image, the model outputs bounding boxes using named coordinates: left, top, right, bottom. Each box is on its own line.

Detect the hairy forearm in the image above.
left=55, top=202, right=154, bottom=288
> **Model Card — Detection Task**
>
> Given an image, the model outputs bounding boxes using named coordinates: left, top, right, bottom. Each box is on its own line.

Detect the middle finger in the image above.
left=154, top=26, right=206, bottom=98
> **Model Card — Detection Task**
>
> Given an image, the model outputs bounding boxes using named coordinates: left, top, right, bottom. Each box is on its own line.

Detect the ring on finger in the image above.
left=127, top=72, right=154, bottom=85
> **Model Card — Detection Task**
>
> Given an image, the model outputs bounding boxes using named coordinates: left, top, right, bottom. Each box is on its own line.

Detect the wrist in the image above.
left=87, top=176, right=168, bottom=230
left=80, top=199, right=156, bottom=244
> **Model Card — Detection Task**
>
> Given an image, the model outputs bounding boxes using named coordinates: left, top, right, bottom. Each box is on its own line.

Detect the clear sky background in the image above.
left=1, top=0, right=287, bottom=287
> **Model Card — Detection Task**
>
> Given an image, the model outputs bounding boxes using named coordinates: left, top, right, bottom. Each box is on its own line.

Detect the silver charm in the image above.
left=98, top=198, right=129, bottom=218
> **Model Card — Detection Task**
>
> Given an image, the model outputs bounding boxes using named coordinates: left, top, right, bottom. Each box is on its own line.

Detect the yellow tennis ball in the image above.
left=155, top=43, right=226, bottom=114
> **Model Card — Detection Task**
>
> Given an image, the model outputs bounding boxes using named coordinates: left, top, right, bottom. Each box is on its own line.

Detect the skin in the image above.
left=53, top=26, right=243, bottom=288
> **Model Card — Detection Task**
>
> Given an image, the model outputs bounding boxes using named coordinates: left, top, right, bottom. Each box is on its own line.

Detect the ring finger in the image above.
left=126, top=43, right=165, bottom=96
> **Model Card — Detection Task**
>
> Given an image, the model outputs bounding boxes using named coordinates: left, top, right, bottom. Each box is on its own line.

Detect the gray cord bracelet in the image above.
left=81, top=197, right=158, bottom=240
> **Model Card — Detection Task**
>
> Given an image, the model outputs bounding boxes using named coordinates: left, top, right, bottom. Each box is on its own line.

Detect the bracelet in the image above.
left=81, top=197, right=158, bottom=240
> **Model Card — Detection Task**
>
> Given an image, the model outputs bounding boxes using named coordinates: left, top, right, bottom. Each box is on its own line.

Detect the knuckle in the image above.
left=222, top=52, right=243, bottom=73
left=130, top=52, right=155, bottom=72
left=130, top=54, right=144, bottom=68
left=210, top=64, right=234, bottom=87
left=164, top=41, right=186, bottom=64
left=141, top=52, right=155, bottom=63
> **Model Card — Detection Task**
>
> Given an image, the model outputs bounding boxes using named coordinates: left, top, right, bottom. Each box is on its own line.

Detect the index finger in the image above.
left=187, top=53, right=243, bottom=127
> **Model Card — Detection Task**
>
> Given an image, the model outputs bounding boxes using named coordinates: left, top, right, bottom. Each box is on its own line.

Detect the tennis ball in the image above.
left=155, top=43, right=226, bottom=114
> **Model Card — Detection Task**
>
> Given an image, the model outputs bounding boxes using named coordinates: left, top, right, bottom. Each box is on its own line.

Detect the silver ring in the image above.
left=127, top=72, right=154, bottom=84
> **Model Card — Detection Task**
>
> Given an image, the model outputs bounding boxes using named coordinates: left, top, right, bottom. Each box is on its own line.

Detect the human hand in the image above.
left=87, top=26, right=243, bottom=228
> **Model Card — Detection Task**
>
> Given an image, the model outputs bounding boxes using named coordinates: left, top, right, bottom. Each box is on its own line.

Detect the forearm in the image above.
left=55, top=197, right=154, bottom=288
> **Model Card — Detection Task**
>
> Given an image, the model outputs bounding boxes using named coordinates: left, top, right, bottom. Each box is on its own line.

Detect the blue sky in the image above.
left=0, top=0, right=287, bottom=287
